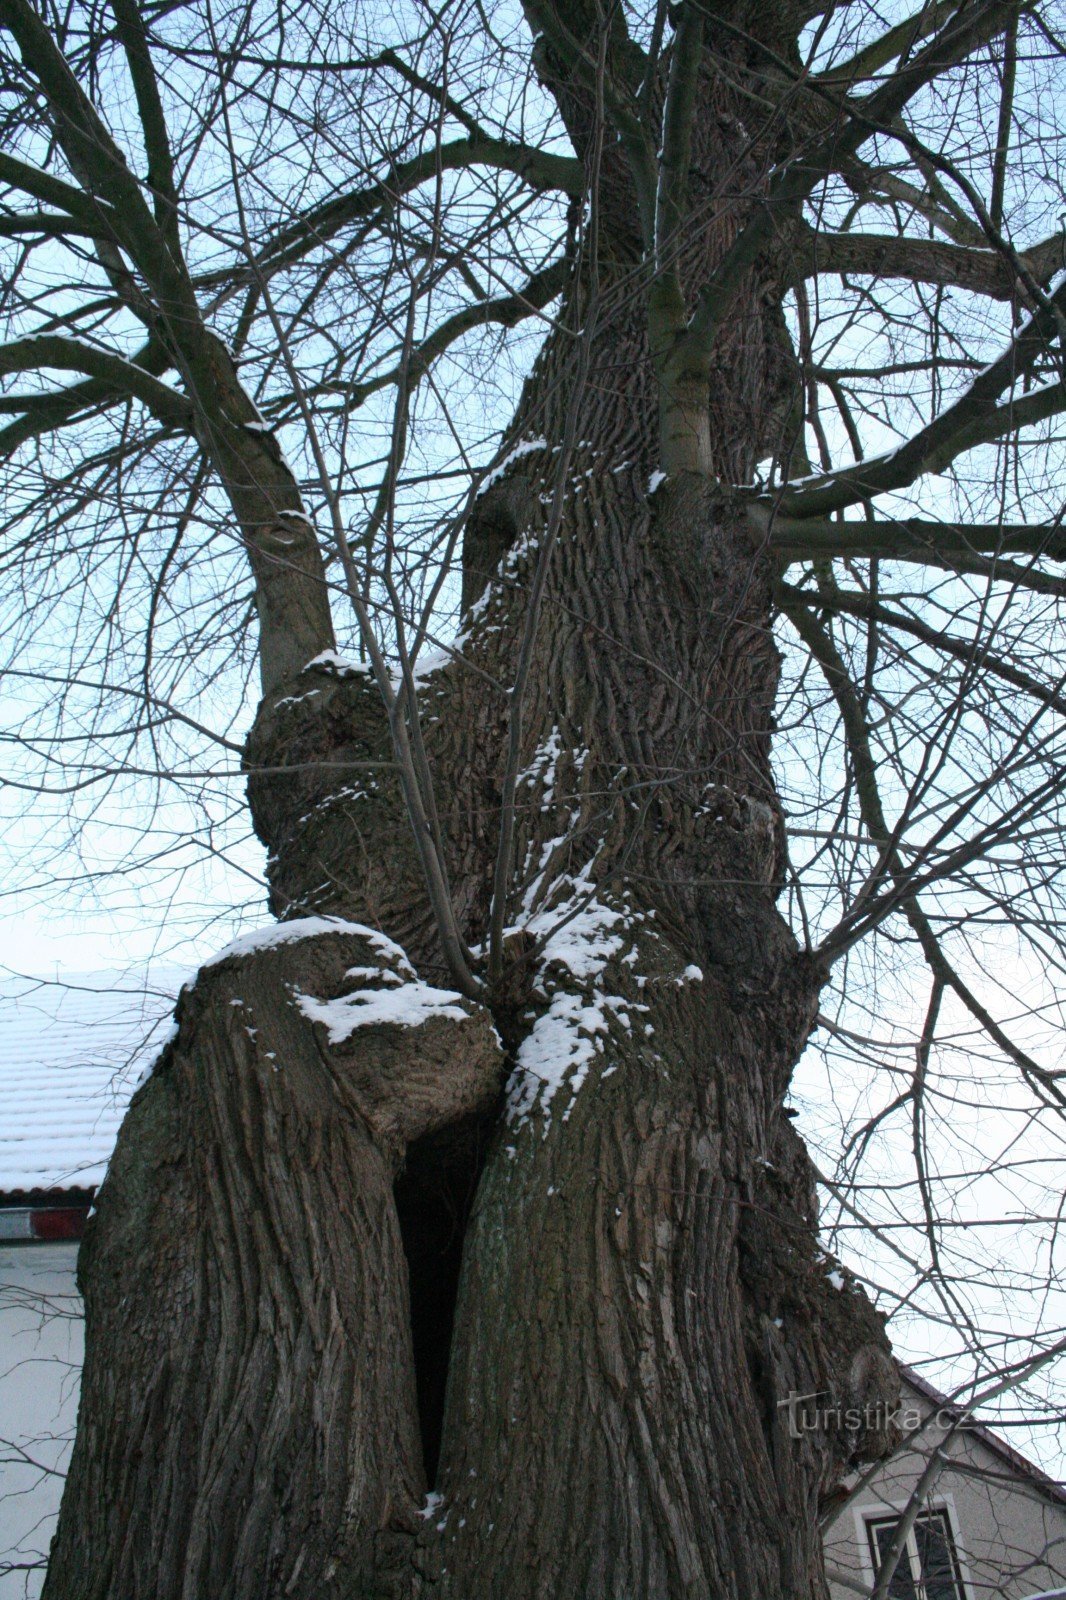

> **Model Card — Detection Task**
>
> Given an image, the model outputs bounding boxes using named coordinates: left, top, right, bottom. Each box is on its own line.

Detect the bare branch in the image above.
left=342, top=257, right=569, bottom=412
left=0, top=335, right=192, bottom=429
left=682, top=0, right=1023, bottom=361
left=763, top=515, right=1066, bottom=569
left=0, top=209, right=114, bottom=239
left=108, top=0, right=181, bottom=256
left=0, top=151, right=120, bottom=227
left=990, top=5, right=1020, bottom=228
left=768, top=304, right=1066, bottom=517
left=0, top=0, right=195, bottom=320
left=815, top=1, right=965, bottom=88
left=781, top=590, right=1066, bottom=1113
left=245, top=139, right=584, bottom=286
left=777, top=577, right=1066, bottom=720
left=793, top=223, right=1066, bottom=301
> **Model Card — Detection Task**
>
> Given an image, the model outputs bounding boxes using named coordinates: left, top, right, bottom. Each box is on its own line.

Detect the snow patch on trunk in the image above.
left=509, top=989, right=611, bottom=1121
left=528, top=895, right=625, bottom=980
left=476, top=437, right=548, bottom=496
left=507, top=889, right=631, bottom=1124
left=303, top=650, right=373, bottom=678
left=518, top=726, right=564, bottom=804
left=294, top=981, right=469, bottom=1041
left=204, top=917, right=412, bottom=969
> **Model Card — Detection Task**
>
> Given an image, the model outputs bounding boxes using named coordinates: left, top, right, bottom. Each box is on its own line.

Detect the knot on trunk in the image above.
left=638, top=782, right=790, bottom=981
left=287, top=926, right=504, bottom=1153
left=190, top=920, right=504, bottom=1159
left=244, top=659, right=435, bottom=954
left=461, top=470, right=540, bottom=613
left=692, top=783, right=781, bottom=885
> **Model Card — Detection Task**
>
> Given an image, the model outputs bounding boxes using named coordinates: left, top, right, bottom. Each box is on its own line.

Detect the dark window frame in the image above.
left=864, top=1505, right=969, bottom=1600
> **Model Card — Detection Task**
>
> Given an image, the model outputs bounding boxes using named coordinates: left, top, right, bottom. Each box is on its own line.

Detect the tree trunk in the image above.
left=43, top=926, right=501, bottom=1600
left=45, top=30, right=900, bottom=1600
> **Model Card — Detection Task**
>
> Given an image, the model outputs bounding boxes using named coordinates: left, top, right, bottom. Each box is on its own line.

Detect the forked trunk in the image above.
left=45, top=35, right=899, bottom=1600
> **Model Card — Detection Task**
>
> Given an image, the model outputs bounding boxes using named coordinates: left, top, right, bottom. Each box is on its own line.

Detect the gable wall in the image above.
left=825, top=1386, right=1066, bottom=1600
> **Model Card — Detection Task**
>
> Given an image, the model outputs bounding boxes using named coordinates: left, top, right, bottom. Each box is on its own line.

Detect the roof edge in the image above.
left=900, top=1363, right=1066, bottom=1509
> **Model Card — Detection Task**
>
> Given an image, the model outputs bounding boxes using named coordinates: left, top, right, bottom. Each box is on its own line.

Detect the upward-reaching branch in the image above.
left=769, top=292, right=1066, bottom=518
left=0, top=0, right=198, bottom=341
left=108, top=0, right=182, bottom=259
left=0, top=0, right=338, bottom=691
left=815, top=0, right=965, bottom=88
left=679, top=0, right=1023, bottom=371
left=648, top=1, right=709, bottom=474
left=990, top=5, right=1020, bottom=228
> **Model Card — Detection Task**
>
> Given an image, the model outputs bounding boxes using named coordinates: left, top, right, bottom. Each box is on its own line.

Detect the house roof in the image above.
left=0, top=971, right=179, bottom=1196
left=901, top=1364, right=1066, bottom=1510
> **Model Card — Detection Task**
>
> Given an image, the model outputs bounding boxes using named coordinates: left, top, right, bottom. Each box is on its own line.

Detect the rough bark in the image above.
left=414, top=474, right=895, bottom=1598
left=235, top=464, right=900, bottom=1599
left=43, top=926, right=502, bottom=1600
left=188, top=333, right=337, bottom=695
left=45, top=15, right=901, bottom=1600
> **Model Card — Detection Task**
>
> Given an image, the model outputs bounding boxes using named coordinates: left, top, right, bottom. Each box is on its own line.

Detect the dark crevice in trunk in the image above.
left=393, top=1106, right=499, bottom=1487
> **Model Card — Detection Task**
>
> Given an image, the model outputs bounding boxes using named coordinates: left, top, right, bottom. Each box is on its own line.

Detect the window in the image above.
left=865, top=1508, right=968, bottom=1600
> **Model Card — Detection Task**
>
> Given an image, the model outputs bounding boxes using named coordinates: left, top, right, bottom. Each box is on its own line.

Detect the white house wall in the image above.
left=825, top=1388, right=1066, bottom=1600
left=0, top=1246, right=81, bottom=1600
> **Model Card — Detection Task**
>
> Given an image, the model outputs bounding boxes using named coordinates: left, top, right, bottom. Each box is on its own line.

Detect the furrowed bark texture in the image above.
left=419, top=473, right=895, bottom=1599
left=47, top=13, right=899, bottom=1600
left=238, top=459, right=898, bottom=1599
left=43, top=928, right=502, bottom=1600
left=192, top=333, right=337, bottom=695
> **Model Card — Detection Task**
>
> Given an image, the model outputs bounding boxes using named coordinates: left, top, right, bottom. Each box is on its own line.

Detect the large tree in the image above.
left=2, top=0, right=1066, bottom=1594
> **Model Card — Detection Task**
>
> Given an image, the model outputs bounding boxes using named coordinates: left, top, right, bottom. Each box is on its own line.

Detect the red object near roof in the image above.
left=0, top=1205, right=89, bottom=1242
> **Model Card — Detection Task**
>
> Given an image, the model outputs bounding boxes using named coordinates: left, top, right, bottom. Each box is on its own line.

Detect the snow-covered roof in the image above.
left=0, top=972, right=180, bottom=1195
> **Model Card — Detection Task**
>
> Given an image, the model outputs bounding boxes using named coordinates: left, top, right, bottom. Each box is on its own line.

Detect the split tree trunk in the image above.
left=45, top=19, right=900, bottom=1600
